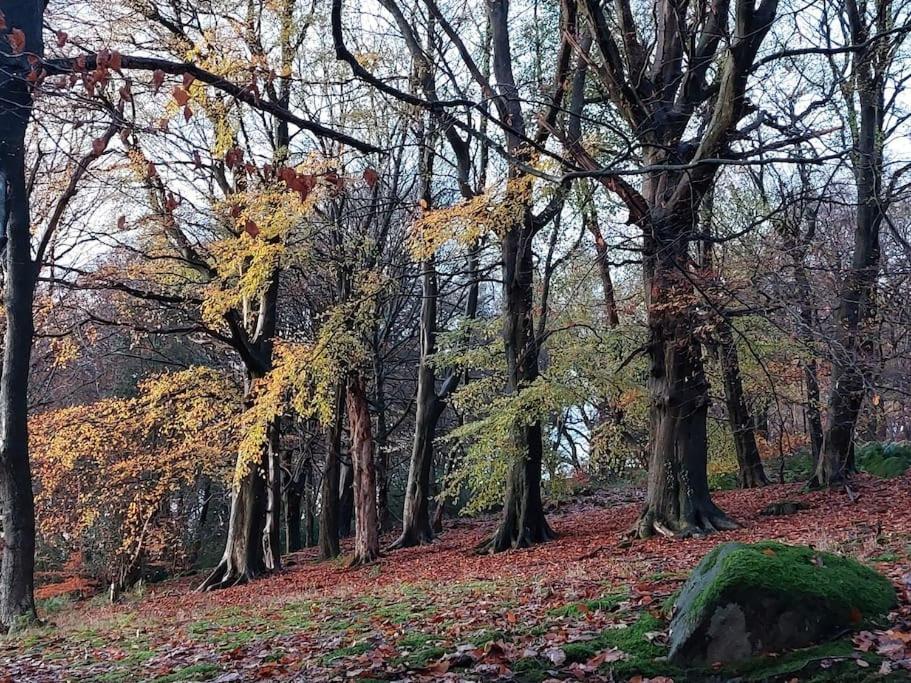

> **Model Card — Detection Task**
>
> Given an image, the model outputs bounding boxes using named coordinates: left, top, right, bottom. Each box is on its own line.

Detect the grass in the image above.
left=151, top=663, right=220, bottom=682
left=549, top=590, right=628, bottom=617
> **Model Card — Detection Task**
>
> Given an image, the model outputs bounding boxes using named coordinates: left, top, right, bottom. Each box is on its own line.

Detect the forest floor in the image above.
left=2, top=473, right=911, bottom=682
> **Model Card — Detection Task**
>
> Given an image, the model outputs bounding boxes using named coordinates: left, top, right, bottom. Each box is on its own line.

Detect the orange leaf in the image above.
left=151, top=69, right=165, bottom=94
left=172, top=86, right=189, bottom=107
left=363, top=167, right=379, bottom=188
left=56, top=31, right=68, bottom=48
left=7, top=28, right=26, bottom=54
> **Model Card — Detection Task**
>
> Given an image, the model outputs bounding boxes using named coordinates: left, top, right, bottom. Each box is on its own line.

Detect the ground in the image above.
left=2, top=473, right=911, bottom=682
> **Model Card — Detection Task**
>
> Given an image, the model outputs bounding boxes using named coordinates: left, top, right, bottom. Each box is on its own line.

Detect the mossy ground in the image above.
left=5, top=476, right=911, bottom=682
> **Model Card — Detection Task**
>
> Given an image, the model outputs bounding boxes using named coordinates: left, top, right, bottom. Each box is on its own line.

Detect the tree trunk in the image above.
left=716, top=324, right=768, bottom=488
left=187, top=479, right=211, bottom=567
left=197, top=446, right=269, bottom=590
left=200, top=376, right=281, bottom=588
left=391, top=254, right=444, bottom=549
left=636, top=226, right=736, bottom=538
left=392, top=376, right=442, bottom=548
left=372, top=353, right=391, bottom=531
left=480, top=218, right=554, bottom=552
left=346, top=374, right=380, bottom=565
left=0, top=2, right=43, bottom=628
left=318, top=387, right=344, bottom=559
left=0, top=146, right=38, bottom=632
left=815, top=21, right=884, bottom=487
left=285, top=484, right=302, bottom=554
left=338, top=462, right=354, bottom=538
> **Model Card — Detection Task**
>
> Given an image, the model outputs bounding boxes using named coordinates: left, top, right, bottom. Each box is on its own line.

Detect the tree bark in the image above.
left=392, top=348, right=443, bottom=548
left=479, top=216, right=554, bottom=552
left=815, top=3, right=885, bottom=487
left=285, top=458, right=303, bottom=554
left=199, top=277, right=281, bottom=590
left=0, top=0, right=43, bottom=631
left=636, top=224, right=737, bottom=538
left=716, top=324, right=768, bottom=488
left=318, top=387, right=344, bottom=559
left=197, top=447, right=269, bottom=589
left=346, top=374, right=380, bottom=565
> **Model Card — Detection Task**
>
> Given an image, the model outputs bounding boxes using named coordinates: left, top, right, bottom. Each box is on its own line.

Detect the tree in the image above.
left=815, top=0, right=909, bottom=485
left=0, top=0, right=45, bottom=631
left=561, top=0, right=780, bottom=537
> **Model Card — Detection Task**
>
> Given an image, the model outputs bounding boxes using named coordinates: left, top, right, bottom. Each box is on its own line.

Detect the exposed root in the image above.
left=196, top=559, right=252, bottom=592
left=634, top=505, right=739, bottom=539
left=346, top=552, right=380, bottom=568
left=386, top=529, right=434, bottom=552
left=475, top=520, right=556, bottom=555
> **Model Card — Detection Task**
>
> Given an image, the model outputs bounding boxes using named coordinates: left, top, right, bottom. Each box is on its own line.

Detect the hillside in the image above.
left=2, top=474, right=910, bottom=682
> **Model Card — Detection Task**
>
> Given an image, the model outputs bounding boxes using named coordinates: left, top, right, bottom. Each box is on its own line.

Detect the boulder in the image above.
left=668, top=541, right=897, bottom=666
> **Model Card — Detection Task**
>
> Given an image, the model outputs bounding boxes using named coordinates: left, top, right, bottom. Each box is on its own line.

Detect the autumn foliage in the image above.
left=30, top=368, right=240, bottom=583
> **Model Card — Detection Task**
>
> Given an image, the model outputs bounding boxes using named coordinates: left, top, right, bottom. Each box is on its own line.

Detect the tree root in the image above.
left=346, top=551, right=380, bottom=568
left=633, top=505, right=739, bottom=540
left=386, top=529, right=434, bottom=552
left=196, top=559, right=252, bottom=592
left=475, top=521, right=556, bottom=555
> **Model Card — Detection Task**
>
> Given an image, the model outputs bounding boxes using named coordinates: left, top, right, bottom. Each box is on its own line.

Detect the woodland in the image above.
left=1, top=0, right=911, bottom=680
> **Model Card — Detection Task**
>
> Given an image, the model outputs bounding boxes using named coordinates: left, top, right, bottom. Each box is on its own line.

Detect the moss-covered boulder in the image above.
left=668, top=541, right=897, bottom=666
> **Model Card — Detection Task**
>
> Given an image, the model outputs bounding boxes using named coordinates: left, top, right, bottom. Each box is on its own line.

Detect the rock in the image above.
left=668, top=541, right=897, bottom=666
left=759, top=500, right=808, bottom=516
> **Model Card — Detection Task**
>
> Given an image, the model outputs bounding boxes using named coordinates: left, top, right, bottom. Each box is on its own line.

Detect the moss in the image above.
left=686, top=542, right=896, bottom=628
left=514, top=613, right=679, bottom=679
left=869, top=551, right=901, bottom=563
left=395, top=630, right=447, bottom=666
left=549, top=590, right=628, bottom=617
left=856, top=441, right=911, bottom=478
left=322, top=641, right=374, bottom=663
left=511, top=656, right=551, bottom=682
left=718, top=639, right=907, bottom=682
left=469, top=628, right=506, bottom=645
left=375, top=600, right=434, bottom=623
left=397, top=645, right=446, bottom=669
left=152, top=663, right=220, bottom=682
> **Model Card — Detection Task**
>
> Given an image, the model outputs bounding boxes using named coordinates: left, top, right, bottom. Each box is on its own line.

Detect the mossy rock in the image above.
left=760, top=500, right=808, bottom=516
left=668, top=541, right=896, bottom=666
left=856, top=441, right=911, bottom=478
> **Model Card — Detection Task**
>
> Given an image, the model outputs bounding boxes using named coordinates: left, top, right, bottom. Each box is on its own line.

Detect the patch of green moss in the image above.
left=856, top=442, right=911, bottom=478
left=396, top=645, right=446, bottom=669
left=152, top=662, right=220, bottom=682
left=322, top=640, right=374, bottom=663
left=717, top=638, right=906, bottom=682
left=512, top=656, right=551, bottom=682
left=515, top=613, right=678, bottom=679
left=468, top=628, right=506, bottom=645
left=686, top=542, right=896, bottom=628
left=375, top=600, right=433, bottom=623
left=549, top=590, right=628, bottom=617
left=869, top=551, right=901, bottom=563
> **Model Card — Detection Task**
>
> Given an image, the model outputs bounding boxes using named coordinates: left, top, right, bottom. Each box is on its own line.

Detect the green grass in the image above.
left=549, top=590, right=628, bottom=617
left=322, top=640, right=374, bottom=663
left=395, top=629, right=447, bottom=666
left=151, top=663, right=220, bottom=682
